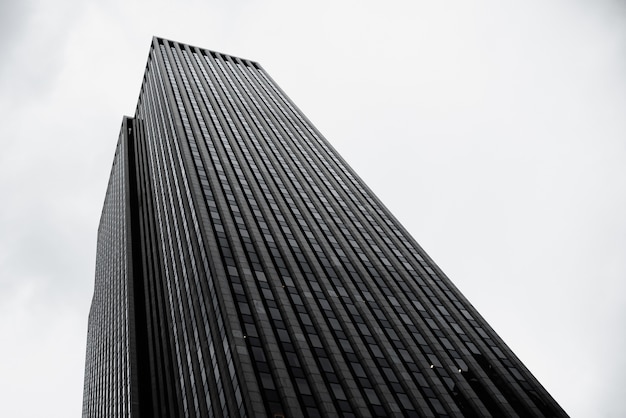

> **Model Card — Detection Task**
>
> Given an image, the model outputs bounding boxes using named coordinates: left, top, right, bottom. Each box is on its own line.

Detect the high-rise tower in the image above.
left=83, top=37, right=567, bottom=418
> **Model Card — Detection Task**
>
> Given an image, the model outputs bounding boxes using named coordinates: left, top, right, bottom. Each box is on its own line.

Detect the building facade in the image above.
left=83, top=37, right=567, bottom=417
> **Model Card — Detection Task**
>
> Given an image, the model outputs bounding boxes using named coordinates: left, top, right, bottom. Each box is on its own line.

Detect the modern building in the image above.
left=83, top=37, right=568, bottom=418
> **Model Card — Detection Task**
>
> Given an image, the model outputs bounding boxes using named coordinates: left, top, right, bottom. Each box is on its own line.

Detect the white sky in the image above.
left=1, top=1, right=624, bottom=417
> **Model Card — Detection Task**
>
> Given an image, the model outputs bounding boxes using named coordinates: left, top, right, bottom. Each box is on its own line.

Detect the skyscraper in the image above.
left=83, top=37, right=567, bottom=417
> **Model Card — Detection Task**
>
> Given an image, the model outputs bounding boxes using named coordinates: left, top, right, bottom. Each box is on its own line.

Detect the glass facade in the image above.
left=83, top=118, right=136, bottom=417
left=83, top=37, right=568, bottom=417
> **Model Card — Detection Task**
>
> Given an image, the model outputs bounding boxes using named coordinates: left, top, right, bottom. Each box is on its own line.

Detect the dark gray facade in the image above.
left=83, top=37, right=568, bottom=417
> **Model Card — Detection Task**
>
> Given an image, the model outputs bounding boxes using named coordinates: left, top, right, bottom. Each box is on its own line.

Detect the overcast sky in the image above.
left=0, top=1, right=624, bottom=417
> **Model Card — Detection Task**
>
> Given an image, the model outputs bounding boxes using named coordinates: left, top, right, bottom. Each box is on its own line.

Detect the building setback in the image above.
left=83, top=37, right=568, bottom=418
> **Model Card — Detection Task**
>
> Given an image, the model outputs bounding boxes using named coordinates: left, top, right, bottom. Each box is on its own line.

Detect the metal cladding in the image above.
left=83, top=37, right=568, bottom=417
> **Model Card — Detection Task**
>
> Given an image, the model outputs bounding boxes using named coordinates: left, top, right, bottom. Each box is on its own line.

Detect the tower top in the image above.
left=151, top=36, right=261, bottom=69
